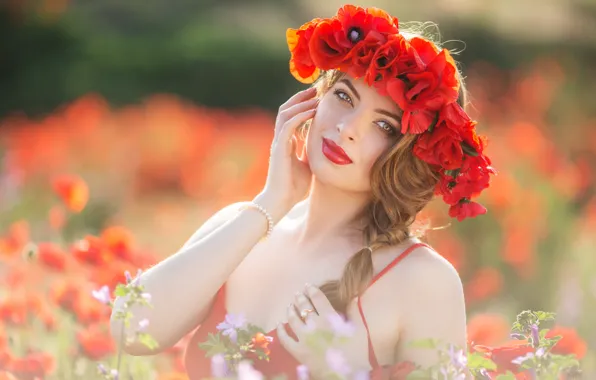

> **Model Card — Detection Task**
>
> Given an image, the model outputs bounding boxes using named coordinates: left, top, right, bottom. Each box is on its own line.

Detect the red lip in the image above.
left=322, top=138, right=352, bottom=165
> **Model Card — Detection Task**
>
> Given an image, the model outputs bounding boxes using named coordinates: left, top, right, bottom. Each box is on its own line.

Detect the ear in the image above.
left=300, top=143, right=309, bottom=163
left=293, top=128, right=308, bottom=162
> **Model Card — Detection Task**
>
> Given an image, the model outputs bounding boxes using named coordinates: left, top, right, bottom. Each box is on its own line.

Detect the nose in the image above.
left=336, top=120, right=358, bottom=142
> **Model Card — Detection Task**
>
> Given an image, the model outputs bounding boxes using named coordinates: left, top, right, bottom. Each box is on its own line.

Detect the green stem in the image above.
left=116, top=320, right=125, bottom=378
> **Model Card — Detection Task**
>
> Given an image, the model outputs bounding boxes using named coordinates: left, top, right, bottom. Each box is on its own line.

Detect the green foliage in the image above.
left=2, top=4, right=595, bottom=120
left=199, top=332, right=228, bottom=358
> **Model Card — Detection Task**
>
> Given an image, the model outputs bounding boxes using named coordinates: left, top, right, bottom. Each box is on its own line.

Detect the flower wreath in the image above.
left=286, top=4, right=496, bottom=221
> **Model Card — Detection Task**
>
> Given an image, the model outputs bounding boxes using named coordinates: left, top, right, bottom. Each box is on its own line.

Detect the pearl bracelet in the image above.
left=242, top=201, right=274, bottom=239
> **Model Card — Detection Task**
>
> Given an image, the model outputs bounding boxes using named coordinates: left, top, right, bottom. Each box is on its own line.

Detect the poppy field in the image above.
left=0, top=55, right=594, bottom=379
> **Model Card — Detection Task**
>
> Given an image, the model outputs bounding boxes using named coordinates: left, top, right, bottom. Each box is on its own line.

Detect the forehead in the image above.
left=334, top=75, right=402, bottom=115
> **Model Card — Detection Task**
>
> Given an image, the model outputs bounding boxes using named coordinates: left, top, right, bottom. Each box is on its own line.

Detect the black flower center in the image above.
left=348, top=27, right=363, bottom=43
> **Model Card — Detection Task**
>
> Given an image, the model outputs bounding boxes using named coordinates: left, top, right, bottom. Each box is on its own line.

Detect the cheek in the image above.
left=359, top=135, right=391, bottom=172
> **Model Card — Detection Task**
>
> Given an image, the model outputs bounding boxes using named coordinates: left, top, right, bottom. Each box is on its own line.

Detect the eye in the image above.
left=333, top=89, right=353, bottom=105
left=376, top=120, right=397, bottom=135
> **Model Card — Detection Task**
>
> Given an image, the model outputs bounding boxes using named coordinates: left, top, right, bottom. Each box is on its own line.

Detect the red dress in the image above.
left=184, top=242, right=429, bottom=379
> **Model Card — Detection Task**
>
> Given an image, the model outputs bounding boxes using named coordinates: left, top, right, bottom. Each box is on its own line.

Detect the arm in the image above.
left=396, top=250, right=468, bottom=370
left=111, top=86, right=318, bottom=355
left=110, top=194, right=288, bottom=355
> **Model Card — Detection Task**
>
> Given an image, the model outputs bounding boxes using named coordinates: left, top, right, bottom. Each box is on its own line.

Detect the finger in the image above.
left=276, top=322, right=300, bottom=356
left=279, top=87, right=317, bottom=113
left=290, top=136, right=298, bottom=157
left=277, top=109, right=316, bottom=150
left=305, top=283, right=335, bottom=317
left=288, top=303, right=305, bottom=336
left=275, top=98, right=318, bottom=138
left=294, top=292, right=317, bottom=321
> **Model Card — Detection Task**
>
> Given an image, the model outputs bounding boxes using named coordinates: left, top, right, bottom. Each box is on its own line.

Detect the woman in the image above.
left=111, top=4, right=495, bottom=379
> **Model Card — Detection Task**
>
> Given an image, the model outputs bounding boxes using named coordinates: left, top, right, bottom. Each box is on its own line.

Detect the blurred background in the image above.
left=0, top=0, right=595, bottom=378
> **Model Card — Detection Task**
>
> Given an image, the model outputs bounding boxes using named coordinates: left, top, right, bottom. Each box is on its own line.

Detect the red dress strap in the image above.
left=357, top=242, right=430, bottom=369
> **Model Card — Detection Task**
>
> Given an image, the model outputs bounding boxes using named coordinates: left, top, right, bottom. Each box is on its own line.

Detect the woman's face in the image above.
left=305, top=74, right=402, bottom=193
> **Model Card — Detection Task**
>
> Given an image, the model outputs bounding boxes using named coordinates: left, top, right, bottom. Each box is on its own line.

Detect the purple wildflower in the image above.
left=91, top=285, right=111, bottom=305
left=325, top=348, right=351, bottom=376
left=210, top=354, right=228, bottom=378
left=512, top=352, right=535, bottom=365
left=531, top=324, right=540, bottom=347
left=327, top=313, right=355, bottom=337
left=97, top=363, right=108, bottom=375
left=447, top=344, right=467, bottom=369
left=137, top=319, right=149, bottom=333
left=237, top=361, right=264, bottom=380
left=130, top=269, right=143, bottom=286
left=352, top=369, right=370, bottom=380
left=125, top=271, right=133, bottom=284
left=296, top=364, right=309, bottom=380
left=216, top=313, right=247, bottom=343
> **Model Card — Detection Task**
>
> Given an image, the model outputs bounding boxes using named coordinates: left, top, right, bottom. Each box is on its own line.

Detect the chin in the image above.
left=307, top=152, right=366, bottom=192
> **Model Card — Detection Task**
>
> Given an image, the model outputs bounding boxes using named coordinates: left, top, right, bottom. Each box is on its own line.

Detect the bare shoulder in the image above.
left=385, top=242, right=468, bottom=365
left=181, top=201, right=252, bottom=249
left=384, top=240, right=464, bottom=300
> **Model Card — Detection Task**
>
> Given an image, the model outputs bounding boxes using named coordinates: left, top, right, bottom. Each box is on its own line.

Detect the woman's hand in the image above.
left=276, top=284, right=371, bottom=378
left=255, top=87, right=319, bottom=221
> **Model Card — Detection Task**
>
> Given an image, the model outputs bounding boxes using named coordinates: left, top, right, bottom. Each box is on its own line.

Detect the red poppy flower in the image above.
left=545, top=326, right=587, bottom=359
left=437, top=154, right=494, bottom=207
left=455, top=154, right=495, bottom=197
left=71, top=235, right=112, bottom=266
left=340, top=32, right=386, bottom=79
left=76, top=324, right=116, bottom=360
left=404, top=49, right=459, bottom=108
left=365, top=7, right=400, bottom=34
left=467, top=313, right=511, bottom=347
left=413, top=123, right=464, bottom=170
left=336, top=5, right=398, bottom=42
left=408, top=37, right=441, bottom=66
left=474, top=341, right=534, bottom=375
left=287, top=18, right=322, bottom=83
left=101, top=225, right=135, bottom=262
left=449, top=200, right=487, bottom=221
left=4, top=351, right=55, bottom=380
left=0, top=298, right=28, bottom=326
left=51, top=174, right=89, bottom=213
left=386, top=78, right=437, bottom=134
left=364, top=34, right=411, bottom=88
left=37, top=242, right=68, bottom=272
left=308, top=18, right=351, bottom=70
left=0, top=221, right=29, bottom=258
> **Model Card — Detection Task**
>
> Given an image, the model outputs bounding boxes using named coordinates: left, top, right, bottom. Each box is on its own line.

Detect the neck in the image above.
left=295, top=178, right=370, bottom=246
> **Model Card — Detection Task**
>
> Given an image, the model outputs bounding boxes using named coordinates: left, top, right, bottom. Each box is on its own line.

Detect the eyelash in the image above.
left=332, top=89, right=397, bottom=135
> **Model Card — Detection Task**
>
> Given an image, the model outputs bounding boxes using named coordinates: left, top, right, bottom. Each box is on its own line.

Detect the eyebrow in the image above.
left=339, top=78, right=401, bottom=123
left=339, top=78, right=361, bottom=101
left=375, top=109, right=402, bottom=123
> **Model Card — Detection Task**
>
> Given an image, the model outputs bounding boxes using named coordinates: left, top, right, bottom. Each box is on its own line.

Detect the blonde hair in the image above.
left=304, top=25, right=469, bottom=315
